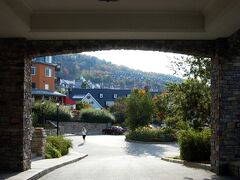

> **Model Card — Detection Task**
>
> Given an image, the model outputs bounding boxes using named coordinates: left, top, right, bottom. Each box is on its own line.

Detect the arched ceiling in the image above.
left=0, top=0, right=240, bottom=40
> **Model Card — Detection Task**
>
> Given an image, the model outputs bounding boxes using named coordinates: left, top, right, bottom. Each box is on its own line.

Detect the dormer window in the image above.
left=113, top=94, right=118, bottom=99
left=45, top=56, right=52, bottom=64
left=100, top=93, right=103, bottom=98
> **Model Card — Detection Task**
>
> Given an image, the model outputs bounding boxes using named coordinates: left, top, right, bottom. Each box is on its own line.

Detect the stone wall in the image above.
left=31, top=128, right=46, bottom=158
left=229, top=162, right=240, bottom=177
left=211, top=31, right=240, bottom=175
left=45, top=126, right=64, bottom=136
left=53, top=121, right=109, bottom=135
left=0, top=39, right=32, bottom=171
left=28, top=39, right=214, bottom=58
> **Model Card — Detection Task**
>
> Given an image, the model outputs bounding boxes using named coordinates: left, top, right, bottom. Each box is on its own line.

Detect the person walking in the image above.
left=82, top=127, right=87, bottom=143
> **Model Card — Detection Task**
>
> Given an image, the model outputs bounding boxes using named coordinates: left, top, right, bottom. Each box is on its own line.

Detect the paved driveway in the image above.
left=39, top=135, right=233, bottom=180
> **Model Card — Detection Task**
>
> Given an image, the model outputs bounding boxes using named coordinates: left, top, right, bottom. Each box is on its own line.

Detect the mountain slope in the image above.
left=53, top=54, right=181, bottom=91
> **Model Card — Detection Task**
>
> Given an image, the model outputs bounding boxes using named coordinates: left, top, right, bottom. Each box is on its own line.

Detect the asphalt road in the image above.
left=39, top=135, right=234, bottom=180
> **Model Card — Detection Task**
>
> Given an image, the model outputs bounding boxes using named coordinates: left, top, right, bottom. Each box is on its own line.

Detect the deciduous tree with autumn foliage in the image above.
left=126, top=89, right=154, bottom=130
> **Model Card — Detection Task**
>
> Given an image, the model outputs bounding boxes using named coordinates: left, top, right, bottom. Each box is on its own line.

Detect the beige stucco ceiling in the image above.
left=0, top=0, right=240, bottom=40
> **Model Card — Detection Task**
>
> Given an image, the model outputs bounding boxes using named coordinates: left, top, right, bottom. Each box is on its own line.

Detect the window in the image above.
left=113, top=94, right=118, bottom=99
left=31, top=66, right=36, bottom=75
left=45, top=56, right=52, bottom=63
left=44, top=83, right=49, bottom=90
left=45, top=66, right=52, bottom=77
left=99, top=93, right=103, bottom=98
left=32, top=83, right=36, bottom=89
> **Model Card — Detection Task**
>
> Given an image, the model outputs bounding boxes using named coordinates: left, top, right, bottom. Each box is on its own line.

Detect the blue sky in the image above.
left=82, top=50, right=185, bottom=76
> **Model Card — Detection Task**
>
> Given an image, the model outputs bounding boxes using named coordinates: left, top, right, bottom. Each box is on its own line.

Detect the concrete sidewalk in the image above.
left=0, top=151, right=87, bottom=180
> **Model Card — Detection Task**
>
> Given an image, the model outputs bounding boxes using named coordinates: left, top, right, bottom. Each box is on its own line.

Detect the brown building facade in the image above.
left=31, top=62, right=55, bottom=91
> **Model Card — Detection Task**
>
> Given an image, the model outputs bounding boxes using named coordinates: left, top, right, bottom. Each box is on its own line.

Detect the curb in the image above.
left=125, top=139, right=176, bottom=144
left=5, top=153, right=88, bottom=180
left=29, top=154, right=88, bottom=180
left=161, top=157, right=211, bottom=171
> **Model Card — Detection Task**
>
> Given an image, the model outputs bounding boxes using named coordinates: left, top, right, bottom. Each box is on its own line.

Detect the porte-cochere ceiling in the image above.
left=0, top=0, right=240, bottom=40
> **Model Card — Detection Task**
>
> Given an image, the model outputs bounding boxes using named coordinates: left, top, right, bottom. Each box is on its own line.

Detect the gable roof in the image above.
left=69, top=88, right=131, bottom=107
left=81, top=93, right=103, bottom=109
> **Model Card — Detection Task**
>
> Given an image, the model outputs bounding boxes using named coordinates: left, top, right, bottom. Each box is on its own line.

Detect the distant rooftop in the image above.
left=32, top=89, right=66, bottom=97
left=69, top=88, right=159, bottom=107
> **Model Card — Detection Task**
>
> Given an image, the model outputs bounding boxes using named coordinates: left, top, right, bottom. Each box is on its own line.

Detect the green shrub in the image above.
left=177, top=129, right=211, bottom=162
left=80, top=109, right=115, bottom=123
left=126, top=127, right=176, bottom=142
left=32, top=100, right=72, bottom=123
left=164, top=116, right=188, bottom=130
left=45, top=142, right=62, bottom=159
left=45, top=136, right=72, bottom=158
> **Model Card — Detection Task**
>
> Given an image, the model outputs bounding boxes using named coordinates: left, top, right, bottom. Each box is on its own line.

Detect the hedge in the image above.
left=125, top=127, right=177, bottom=142
left=45, top=136, right=72, bottom=159
left=79, top=109, right=115, bottom=123
left=32, top=101, right=72, bottom=125
left=177, top=129, right=211, bottom=162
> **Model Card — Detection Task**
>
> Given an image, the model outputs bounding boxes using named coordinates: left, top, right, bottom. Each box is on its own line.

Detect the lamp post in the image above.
left=56, top=102, right=60, bottom=136
left=41, top=101, right=45, bottom=125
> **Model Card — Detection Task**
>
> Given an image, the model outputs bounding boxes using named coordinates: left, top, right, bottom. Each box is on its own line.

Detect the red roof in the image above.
left=64, top=97, right=76, bottom=105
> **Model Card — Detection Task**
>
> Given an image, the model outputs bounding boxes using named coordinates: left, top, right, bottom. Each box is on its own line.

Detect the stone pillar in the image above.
left=31, top=128, right=46, bottom=157
left=211, top=35, right=240, bottom=175
left=0, top=39, right=32, bottom=171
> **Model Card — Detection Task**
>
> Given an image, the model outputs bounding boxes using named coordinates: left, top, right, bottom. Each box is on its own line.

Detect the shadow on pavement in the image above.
left=78, top=142, right=84, bottom=146
left=125, top=141, right=178, bottom=157
left=210, top=175, right=238, bottom=180
left=184, top=175, right=237, bottom=180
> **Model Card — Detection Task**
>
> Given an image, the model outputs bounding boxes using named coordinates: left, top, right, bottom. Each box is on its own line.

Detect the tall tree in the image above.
left=166, top=79, right=211, bottom=129
left=153, top=93, right=169, bottom=123
left=164, top=56, right=211, bottom=130
left=126, top=89, right=154, bottom=130
left=171, top=56, right=211, bottom=83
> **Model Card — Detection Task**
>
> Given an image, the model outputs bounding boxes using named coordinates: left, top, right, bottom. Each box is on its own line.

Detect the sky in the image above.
left=82, top=50, right=185, bottom=76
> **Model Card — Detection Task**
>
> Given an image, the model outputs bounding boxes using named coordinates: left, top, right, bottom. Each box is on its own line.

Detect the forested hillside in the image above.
left=53, top=54, right=181, bottom=91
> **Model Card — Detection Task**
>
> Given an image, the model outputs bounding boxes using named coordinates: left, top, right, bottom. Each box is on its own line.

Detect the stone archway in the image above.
left=0, top=30, right=240, bottom=175
left=28, top=39, right=214, bottom=58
